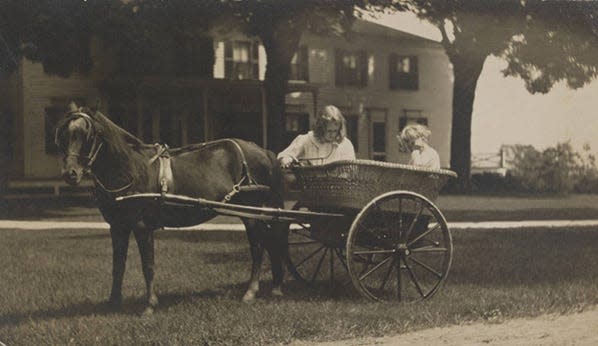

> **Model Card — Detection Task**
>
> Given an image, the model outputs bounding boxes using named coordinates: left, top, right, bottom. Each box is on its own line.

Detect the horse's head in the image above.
left=55, top=104, right=103, bottom=185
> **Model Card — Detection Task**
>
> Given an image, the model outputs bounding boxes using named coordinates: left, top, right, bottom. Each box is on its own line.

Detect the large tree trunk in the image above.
left=261, top=25, right=302, bottom=153
left=449, top=54, right=486, bottom=192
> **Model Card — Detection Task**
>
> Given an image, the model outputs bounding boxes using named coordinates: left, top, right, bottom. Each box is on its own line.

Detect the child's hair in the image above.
left=313, top=105, right=347, bottom=143
left=398, top=124, right=431, bottom=152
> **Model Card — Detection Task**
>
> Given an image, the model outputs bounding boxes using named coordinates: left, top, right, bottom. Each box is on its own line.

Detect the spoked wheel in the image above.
left=286, top=203, right=351, bottom=288
left=346, top=191, right=453, bottom=302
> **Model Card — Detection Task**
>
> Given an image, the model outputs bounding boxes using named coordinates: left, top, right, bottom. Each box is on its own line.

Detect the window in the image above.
left=344, top=115, right=359, bottom=152
left=335, top=49, right=368, bottom=87
left=289, top=46, right=309, bottom=81
left=224, top=40, right=259, bottom=80
left=371, top=121, right=386, bottom=161
left=45, top=98, right=85, bottom=154
left=389, top=54, right=418, bottom=90
left=399, top=109, right=427, bottom=131
left=283, top=113, right=309, bottom=148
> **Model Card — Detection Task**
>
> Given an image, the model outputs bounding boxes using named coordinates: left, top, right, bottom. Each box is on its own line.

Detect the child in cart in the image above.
left=397, top=124, right=440, bottom=170
left=278, top=105, right=355, bottom=168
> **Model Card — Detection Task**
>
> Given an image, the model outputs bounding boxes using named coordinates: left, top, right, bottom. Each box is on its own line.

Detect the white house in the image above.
left=0, top=19, right=452, bottom=196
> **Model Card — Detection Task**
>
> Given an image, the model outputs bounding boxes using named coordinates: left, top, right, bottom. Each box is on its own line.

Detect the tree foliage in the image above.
left=400, top=0, right=598, bottom=190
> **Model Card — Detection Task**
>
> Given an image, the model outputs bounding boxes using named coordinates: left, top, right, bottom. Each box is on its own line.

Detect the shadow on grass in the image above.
left=58, top=230, right=249, bottom=243
left=449, top=228, right=598, bottom=286
left=0, top=287, right=231, bottom=328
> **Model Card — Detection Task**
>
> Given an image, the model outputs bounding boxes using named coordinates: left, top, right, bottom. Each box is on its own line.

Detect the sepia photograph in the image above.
left=1, top=0, right=597, bottom=344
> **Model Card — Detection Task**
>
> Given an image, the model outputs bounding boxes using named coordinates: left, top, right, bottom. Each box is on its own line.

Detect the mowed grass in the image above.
left=1, top=227, right=598, bottom=345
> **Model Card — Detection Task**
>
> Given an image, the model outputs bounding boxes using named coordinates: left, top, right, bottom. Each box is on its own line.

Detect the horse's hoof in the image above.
left=141, top=306, right=155, bottom=316
left=149, top=294, right=159, bottom=307
left=242, top=291, right=256, bottom=302
left=271, top=288, right=284, bottom=297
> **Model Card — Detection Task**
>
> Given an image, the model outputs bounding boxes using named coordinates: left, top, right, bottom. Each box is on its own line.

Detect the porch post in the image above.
left=260, top=84, right=268, bottom=149
left=202, top=87, right=209, bottom=141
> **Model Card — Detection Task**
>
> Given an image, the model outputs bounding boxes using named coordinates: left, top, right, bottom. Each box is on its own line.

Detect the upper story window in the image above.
left=224, top=40, right=259, bottom=80
left=389, top=54, right=418, bottom=90
left=289, top=46, right=309, bottom=81
left=335, top=49, right=368, bottom=87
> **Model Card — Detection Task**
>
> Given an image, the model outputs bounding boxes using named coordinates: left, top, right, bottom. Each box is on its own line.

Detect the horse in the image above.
left=54, top=102, right=289, bottom=315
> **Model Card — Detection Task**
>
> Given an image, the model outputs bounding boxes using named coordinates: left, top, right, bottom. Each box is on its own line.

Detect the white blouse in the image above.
left=410, top=146, right=441, bottom=170
left=277, top=131, right=356, bottom=165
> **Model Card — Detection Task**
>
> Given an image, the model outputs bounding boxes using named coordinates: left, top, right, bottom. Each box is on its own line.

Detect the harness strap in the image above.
left=220, top=139, right=263, bottom=203
left=149, top=144, right=174, bottom=196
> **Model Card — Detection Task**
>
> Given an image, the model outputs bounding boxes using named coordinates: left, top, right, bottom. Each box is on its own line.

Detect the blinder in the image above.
left=55, top=111, right=104, bottom=170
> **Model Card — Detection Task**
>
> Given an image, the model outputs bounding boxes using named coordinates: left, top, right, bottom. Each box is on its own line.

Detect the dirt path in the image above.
left=292, top=306, right=598, bottom=346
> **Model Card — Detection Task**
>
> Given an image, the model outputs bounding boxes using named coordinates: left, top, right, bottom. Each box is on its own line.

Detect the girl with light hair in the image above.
left=398, top=124, right=440, bottom=170
left=278, top=105, right=355, bottom=167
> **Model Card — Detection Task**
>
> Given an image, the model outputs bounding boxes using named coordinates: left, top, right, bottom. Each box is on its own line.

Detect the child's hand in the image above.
left=279, top=156, right=296, bottom=168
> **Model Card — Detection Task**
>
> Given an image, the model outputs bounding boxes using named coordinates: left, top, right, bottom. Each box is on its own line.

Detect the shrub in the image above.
left=505, top=142, right=598, bottom=194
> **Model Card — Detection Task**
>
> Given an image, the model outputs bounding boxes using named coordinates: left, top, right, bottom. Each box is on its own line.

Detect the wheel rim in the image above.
left=346, top=191, right=453, bottom=302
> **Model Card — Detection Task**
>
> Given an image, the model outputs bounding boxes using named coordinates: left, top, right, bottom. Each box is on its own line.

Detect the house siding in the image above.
left=20, top=60, right=100, bottom=178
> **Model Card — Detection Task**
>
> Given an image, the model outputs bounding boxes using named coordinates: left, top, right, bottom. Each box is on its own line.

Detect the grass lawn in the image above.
left=1, top=227, right=598, bottom=345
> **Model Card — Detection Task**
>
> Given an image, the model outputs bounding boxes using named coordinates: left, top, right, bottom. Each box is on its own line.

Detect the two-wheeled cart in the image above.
left=118, top=160, right=457, bottom=302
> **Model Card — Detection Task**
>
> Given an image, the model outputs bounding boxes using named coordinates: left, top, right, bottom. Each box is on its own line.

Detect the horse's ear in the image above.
left=67, top=101, right=79, bottom=114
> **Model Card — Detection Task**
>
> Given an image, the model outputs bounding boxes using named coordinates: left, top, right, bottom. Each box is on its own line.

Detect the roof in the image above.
left=351, top=19, right=441, bottom=46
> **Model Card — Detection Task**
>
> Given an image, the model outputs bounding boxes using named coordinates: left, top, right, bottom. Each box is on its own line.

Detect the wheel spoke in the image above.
left=288, top=240, right=319, bottom=246
left=410, top=247, right=448, bottom=253
left=378, top=256, right=395, bottom=291
left=408, top=256, right=443, bottom=279
left=353, top=249, right=396, bottom=255
left=310, top=247, right=328, bottom=283
left=403, top=201, right=424, bottom=243
left=359, top=255, right=393, bottom=281
left=396, top=254, right=402, bottom=301
left=334, top=248, right=348, bottom=270
left=296, top=244, right=326, bottom=268
left=403, top=256, right=425, bottom=298
left=330, top=247, right=334, bottom=284
left=407, top=223, right=441, bottom=247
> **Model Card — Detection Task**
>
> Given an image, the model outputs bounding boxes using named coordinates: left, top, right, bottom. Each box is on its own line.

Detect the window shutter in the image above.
left=335, top=49, right=343, bottom=86
left=359, top=50, right=368, bottom=87
left=389, top=53, right=398, bottom=89
left=301, top=46, right=309, bottom=81
left=224, top=41, right=232, bottom=59
left=410, top=56, right=419, bottom=89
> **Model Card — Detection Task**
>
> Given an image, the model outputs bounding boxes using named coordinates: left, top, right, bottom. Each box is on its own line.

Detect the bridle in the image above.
left=55, top=111, right=104, bottom=172
left=55, top=110, right=133, bottom=195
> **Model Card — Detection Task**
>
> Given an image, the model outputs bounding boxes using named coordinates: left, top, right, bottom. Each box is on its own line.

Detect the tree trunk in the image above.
left=449, top=54, right=486, bottom=192
left=261, top=26, right=302, bottom=153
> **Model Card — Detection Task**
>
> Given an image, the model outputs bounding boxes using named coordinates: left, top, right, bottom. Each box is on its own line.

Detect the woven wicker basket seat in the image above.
left=293, top=159, right=457, bottom=211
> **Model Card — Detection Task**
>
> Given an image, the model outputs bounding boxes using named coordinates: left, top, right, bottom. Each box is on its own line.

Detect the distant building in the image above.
left=0, top=19, right=452, bottom=195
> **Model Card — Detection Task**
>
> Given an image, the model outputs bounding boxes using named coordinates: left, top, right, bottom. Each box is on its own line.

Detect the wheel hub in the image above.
left=396, top=243, right=410, bottom=256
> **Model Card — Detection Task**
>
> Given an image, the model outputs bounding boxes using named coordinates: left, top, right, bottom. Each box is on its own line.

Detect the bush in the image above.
left=472, top=142, right=598, bottom=194
left=507, top=142, right=598, bottom=194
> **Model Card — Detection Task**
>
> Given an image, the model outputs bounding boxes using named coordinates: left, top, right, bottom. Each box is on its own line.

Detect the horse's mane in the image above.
left=83, top=107, right=149, bottom=184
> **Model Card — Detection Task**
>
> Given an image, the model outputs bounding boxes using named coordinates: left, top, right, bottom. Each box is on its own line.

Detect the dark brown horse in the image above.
left=55, top=103, right=288, bottom=314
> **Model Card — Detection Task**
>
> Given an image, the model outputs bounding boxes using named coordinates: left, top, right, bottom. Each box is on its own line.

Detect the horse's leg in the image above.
left=242, top=218, right=265, bottom=302
left=109, top=226, right=131, bottom=308
left=133, top=225, right=159, bottom=315
left=265, top=222, right=289, bottom=297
